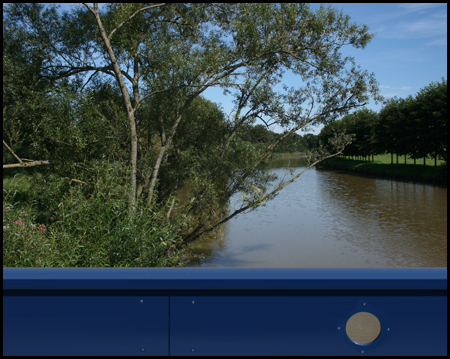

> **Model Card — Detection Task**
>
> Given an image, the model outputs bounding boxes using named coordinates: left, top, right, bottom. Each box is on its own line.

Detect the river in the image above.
left=184, top=157, right=447, bottom=268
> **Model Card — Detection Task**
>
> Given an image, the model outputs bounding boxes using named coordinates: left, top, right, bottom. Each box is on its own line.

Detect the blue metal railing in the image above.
left=3, top=268, right=447, bottom=356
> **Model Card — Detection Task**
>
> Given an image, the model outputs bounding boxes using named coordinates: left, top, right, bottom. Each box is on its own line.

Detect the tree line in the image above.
left=318, top=78, right=447, bottom=166
left=3, top=3, right=381, bottom=266
left=240, top=124, right=318, bottom=154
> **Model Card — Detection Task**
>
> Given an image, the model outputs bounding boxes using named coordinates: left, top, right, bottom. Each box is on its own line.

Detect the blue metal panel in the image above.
left=3, top=290, right=169, bottom=356
left=2, top=268, right=447, bottom=290
left=169, top=290, right=446, bottom=356
left=2, top=268, right=447, bottom=356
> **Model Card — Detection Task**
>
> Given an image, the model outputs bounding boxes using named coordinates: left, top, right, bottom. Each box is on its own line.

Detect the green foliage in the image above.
left=3, top=164, right=191, bottom=267
left=319, top=78, right=447, bottom=164
left=318, top=108, right=377, bottom=158
left=239, top=124, right=316, bottom=154
left=410, top=78, right=447, bottom=162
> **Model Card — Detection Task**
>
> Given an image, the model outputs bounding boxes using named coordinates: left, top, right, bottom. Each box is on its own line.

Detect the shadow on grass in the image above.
left=321, top=158, right=447, bottom=187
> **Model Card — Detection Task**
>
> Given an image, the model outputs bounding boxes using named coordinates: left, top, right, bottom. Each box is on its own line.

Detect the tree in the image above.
left=3, top=3, right=58, bottom=170
left=303, top=133, right=318, bottom=152
left=316, top=118, right=347, bottom=155
left=342, top=108, right=378, bottom=160
left=4, top=3, right=381, bottom=245
left=376, top=97, right=410, bottom=164
left=410, top=78, right=447, bottom=165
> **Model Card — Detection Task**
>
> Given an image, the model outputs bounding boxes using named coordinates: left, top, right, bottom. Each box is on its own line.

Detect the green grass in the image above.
left=321, top=155, right=446, bottom=186
left=359, top=153, right=445, bottom=167
left=3, top=173, right=34, bottom=200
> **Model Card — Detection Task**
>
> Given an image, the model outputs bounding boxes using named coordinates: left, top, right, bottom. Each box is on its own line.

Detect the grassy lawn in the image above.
left=358, top=153, right=445, bottom=167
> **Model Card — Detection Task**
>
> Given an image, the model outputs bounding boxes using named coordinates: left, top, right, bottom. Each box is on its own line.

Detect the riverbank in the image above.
left=320, top=157, right=447, bottom=187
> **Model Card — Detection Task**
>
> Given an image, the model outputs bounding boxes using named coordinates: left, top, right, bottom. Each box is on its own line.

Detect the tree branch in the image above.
left=3, top=140, right=23, bottom=164
left=183, top=147, right=347, bottom=245
left=108, top=3, right=166, bottom=40
left=3, top=160, right=54, bottom=169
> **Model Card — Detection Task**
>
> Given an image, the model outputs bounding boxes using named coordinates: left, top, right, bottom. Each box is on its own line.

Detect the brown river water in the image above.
left=184, top=158, right=447, bottom=268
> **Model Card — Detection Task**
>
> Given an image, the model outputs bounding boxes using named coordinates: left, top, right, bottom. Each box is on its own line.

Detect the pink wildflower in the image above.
left=14, top=219, right=24, bottom=227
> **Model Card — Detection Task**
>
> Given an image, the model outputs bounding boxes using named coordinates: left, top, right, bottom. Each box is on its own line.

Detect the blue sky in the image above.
left=203, top=3, right=448, bottom=133
left=27, top=3, right=448, bottom=134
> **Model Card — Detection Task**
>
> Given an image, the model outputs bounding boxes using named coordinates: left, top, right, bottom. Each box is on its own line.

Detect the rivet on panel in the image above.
left=192, top=301, right=195, bottom=304
left=192, top=349, right=195, bottom=352
left=140, top=300, right=143, bottom=303
left=141, top=348, right=145, bottom=352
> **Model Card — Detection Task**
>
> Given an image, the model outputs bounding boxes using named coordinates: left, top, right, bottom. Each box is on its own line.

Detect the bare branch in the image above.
left=3, top=140, right=23, bottom=164
left=40, top=64, right=115, bottom=81
left=82, top=3, right=96, bottom=14
left=3, top=160, right=54, bottom=169
left=80, top=70, right=99, bottom=91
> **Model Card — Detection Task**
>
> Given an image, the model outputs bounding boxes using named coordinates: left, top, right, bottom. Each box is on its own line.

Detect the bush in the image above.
left=3, top=162, right=192, bottom=267
left=3, top=200, right=53, bottom=267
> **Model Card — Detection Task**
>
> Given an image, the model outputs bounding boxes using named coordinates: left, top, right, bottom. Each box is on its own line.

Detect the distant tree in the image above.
left=409, top=78, right=447, bottom=165
left=303, top=133, right=318, bottom=152
left=376, top=97, right=411, bottom=164
left=317, top=119, right=347, bottom=155
left=251, top=124, right=274, bottom=145
left=343, top=108, right=378, bottom=160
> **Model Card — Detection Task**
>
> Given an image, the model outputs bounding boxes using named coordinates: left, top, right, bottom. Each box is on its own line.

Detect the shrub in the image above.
left=3, top=162, right=192, bottom=267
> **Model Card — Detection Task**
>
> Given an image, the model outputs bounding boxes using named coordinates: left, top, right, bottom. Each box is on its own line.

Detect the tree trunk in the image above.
left=147, top=144, right=168, bottom=205
left=90, top=5, right=138, bottom=211
left=147, top=96, right=196, bottom=205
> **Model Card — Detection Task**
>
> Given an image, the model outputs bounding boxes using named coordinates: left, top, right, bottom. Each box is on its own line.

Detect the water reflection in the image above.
left=185, top=159, right=447, bottom=268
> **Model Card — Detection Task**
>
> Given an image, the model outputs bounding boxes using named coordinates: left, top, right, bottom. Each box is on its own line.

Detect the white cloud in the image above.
left=369, top=3, right=447, bottom=40
left=398, top=3, right=446, bottom=13
left=380, top=85, right=412, bottom=91
left=379, top=17, right=447, bottom=40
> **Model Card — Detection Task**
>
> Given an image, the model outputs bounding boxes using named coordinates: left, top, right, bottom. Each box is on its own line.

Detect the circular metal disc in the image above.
left=346, top=311, right=381, bottom=345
